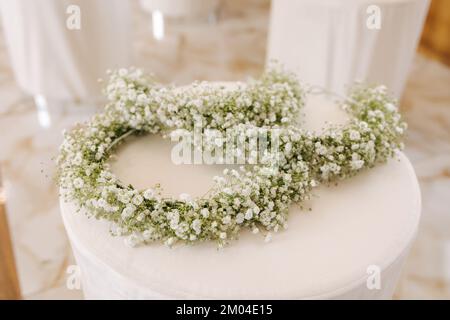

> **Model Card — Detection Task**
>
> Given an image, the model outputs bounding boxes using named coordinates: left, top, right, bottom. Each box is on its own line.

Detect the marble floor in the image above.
left=0, top=0, right=449, bottom=299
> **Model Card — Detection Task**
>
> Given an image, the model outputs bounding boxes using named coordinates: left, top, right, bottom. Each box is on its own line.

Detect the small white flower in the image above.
left=245, top=209, right=253, bottom=220
left=200, top=208, right=210, bottom=218
left=385, top=103, right=396, bottom=112
left=191, top=219, right=202, bottom=235
left=143, top=230, right=153, bottom=240
left=137, top=93, right=149, bottom=105
left=125, top=234, right=143, bottom=248
left=97, top=198, right=107, bottom=208
left=115, top=226, right=124, bottom=236
left=124, top=236, right=138, bottom=248
left=284, top=142, right=292, bottom=154
left=359, top=121, right=369, bottom=132
left=222, top=188, right=233, bottom=195
left=73, top=178, right=84, bottom=189
left=132, top=194, right=144, bottom=206
left=315, top=142, right=327, bottom=155
left=107, top=205, right=119, bottom=213
left=167, top=211, right=180, bottom=227
left=143, top=189, right=155, bottom=200
left=121, top=205, right=136, bottom=220
left=222, top=216, right=231, bottom=224
left=165, top=237, right=176, bottom=246
left=118, top=191, right=132, bottom=204
left=265, top=233, right=272, bottom=243
left=73, top=153, right=83, bottom=166
left=351, top=159, right=365, bottom=170
left=219, top=232, right=227, bottom=239
left=349, top=130, right=361, bottom=141
left=235, top=213, right=245, bottom=224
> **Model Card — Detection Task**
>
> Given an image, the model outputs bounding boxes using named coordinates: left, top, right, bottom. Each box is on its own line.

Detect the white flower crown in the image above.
left=57, top=66, right=406, bottom=248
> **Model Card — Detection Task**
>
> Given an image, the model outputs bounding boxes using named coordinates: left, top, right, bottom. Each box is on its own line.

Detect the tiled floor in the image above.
left=0, top=0, right=449, bottom=299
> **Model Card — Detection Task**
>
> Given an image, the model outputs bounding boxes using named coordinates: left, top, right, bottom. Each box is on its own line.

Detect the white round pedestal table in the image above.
left=60, top=93, right=421, bottom=299
left=267, top=0, right=430, bottom=98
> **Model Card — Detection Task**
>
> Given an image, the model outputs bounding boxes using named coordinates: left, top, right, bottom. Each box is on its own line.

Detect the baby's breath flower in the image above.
left=245, top=209, right=253, bottom=220
left=121, top=205, right=136, bottom=220
left=349, top=130, right=361, bottom=141
left=132, top=194, right=144, bottom=206
left=200, top=208, right=210, bottom=218
left=73, top=178, right=84, bottom=189
left=143, top=188, right=155, bottom=200
left=191, top=219, right=202, bottom=235
left=235, top=213, right=245, bottom=224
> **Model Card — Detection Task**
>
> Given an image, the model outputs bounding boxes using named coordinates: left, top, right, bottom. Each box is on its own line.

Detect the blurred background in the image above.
left=0, top=0, right=449, bottom=299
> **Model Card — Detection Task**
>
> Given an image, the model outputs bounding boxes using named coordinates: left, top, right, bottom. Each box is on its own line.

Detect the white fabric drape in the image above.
left=267, top=0, right=430, bottom=98
left=0, top=0, right=131, bottom=100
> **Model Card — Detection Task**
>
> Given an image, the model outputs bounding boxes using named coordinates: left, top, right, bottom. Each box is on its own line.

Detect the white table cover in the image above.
left=60, top=93, right=421, bottom=299
left=267, top=0, right=430, bottom=98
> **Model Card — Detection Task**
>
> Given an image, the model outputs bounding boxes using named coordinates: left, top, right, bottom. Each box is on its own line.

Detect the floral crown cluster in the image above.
left=57, top=66, right=406, bottom=247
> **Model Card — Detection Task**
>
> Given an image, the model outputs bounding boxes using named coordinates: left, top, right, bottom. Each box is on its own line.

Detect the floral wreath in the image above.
left=57, top=66, right=406, bottom=247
